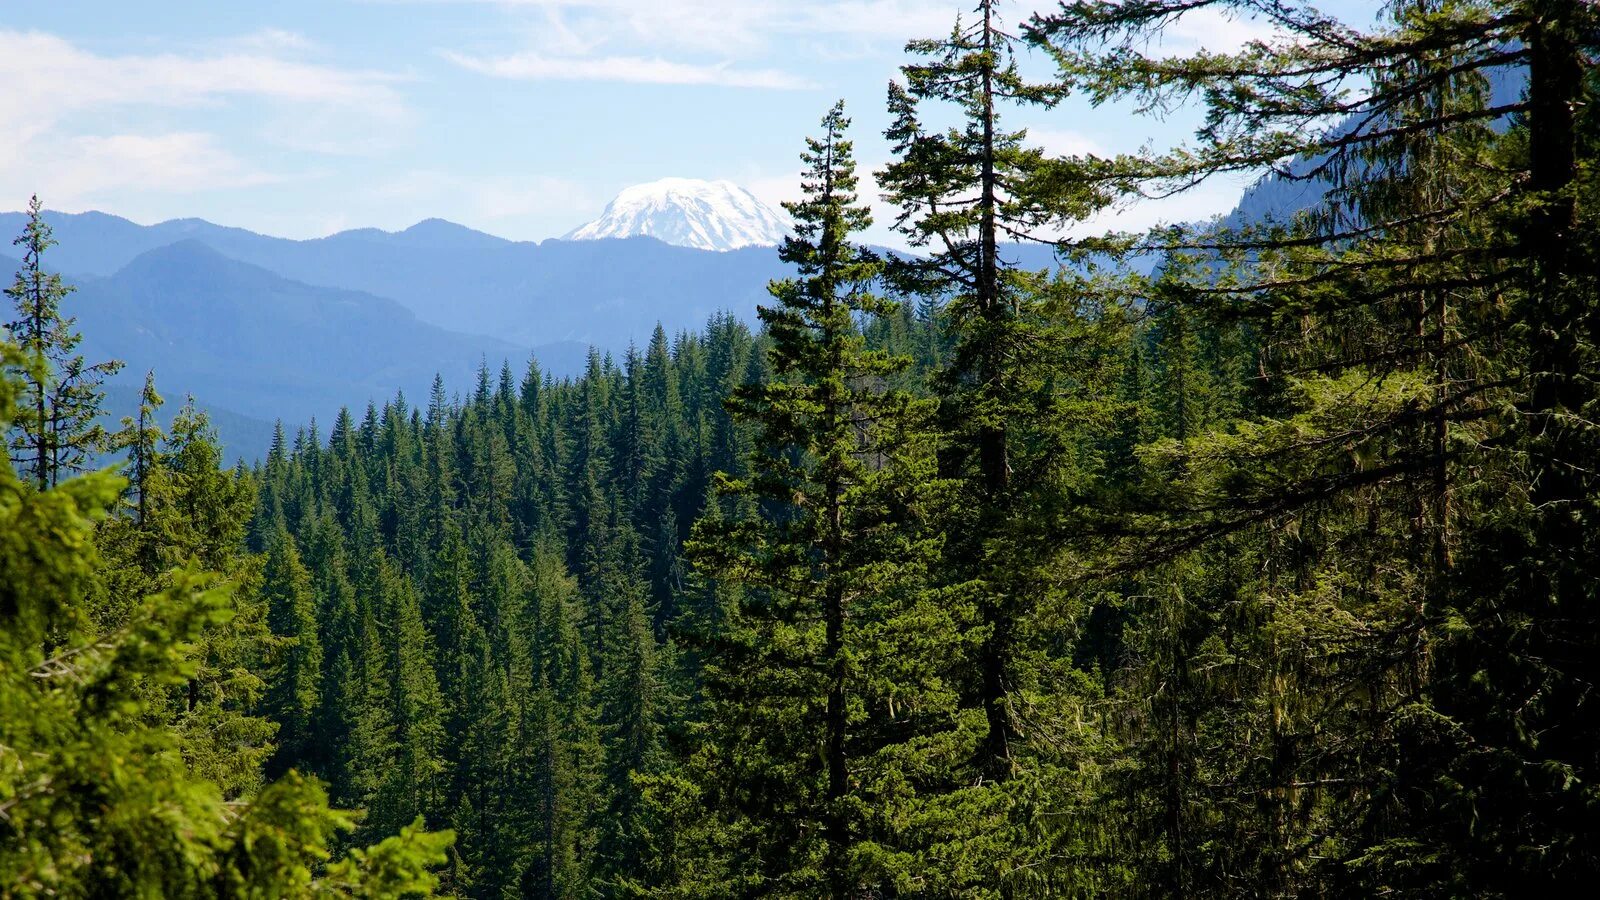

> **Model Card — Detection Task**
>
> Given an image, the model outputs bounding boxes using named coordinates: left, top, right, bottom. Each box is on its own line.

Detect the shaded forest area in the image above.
left=3, top=1, right=1599, bottom=896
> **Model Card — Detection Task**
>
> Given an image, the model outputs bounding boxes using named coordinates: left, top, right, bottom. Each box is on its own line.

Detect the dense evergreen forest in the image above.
left=4, top=0, right=1598, bottom=896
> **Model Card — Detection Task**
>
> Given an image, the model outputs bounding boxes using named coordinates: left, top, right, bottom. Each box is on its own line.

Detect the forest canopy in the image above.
left=3, top=0, right=1598, bottom=897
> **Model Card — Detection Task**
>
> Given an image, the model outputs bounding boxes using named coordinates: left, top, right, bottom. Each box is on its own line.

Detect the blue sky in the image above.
left=2, top=0, right=1377, bottom=246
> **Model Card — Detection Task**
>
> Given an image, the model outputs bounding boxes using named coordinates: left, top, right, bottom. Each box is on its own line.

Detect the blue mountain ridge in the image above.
left=0, top=218, right=1225, bottom=462
left=5, top=128, right=1399, bottom=462
left=0, top=212, right=794, bottom=352
left=6, top=239, right=592, bottom=461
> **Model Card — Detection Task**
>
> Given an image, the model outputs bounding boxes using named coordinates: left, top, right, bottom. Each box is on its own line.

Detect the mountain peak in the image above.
left=326, top=218, right=511, bottom=250
left=564, top=178, right=791, bottom=252
left=397, top=218, right=510, bottom=249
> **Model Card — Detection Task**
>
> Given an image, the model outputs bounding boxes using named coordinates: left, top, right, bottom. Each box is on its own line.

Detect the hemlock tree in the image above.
left=878, top=0, right=1081, bottom=785
left=1025, top=0, right=1600, bottom=892
left=4, top=195, right=122, bottom=488
left=688, top=101, right=970, bottom=897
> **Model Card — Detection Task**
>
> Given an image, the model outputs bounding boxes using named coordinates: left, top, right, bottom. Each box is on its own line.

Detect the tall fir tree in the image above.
left=878, top=0, right=1076, bottom=785
left=262, top=525, right=324, bottom=776
left=688, top=101, right=970, bottom=896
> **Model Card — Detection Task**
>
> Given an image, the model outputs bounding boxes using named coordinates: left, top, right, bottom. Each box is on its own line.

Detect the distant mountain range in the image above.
left=0, top=209, right=804, bottom=461
left=0, top=161, right=1338, bottom=463
left=0, top=209, right=792, bottom=352
left=71, top=240, right=542, bottom=423
left=0, top=234, right=588, bottom=463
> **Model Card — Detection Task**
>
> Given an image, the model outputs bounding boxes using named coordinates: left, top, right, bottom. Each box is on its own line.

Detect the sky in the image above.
left=1, top=0, right=1378, bottom=247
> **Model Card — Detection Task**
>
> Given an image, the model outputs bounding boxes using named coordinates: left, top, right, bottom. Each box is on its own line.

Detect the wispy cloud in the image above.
left=1026, top=127, right=1107, bottom=159
left=0, top=30, right=407, bottom=122
left=441, top=50, right=814, bottom=89
left=43, top=132, right=287, bottom=198
left=0, top=29, right=408, bottom=210
left=380, top=0, right=962, bottom=53
left=415, top=0, right=966, bottom=90
left=1159, top=7, right=1286, bottom=55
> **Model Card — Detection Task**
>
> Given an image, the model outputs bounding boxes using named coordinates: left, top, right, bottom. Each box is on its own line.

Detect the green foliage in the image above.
left=0, top=334, right=451, bottom=896
left=263, top=526, right=323, bottom=772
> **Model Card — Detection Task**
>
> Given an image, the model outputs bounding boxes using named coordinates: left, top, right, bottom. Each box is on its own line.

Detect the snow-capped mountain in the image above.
left=564, top=178, right=791, bottom=252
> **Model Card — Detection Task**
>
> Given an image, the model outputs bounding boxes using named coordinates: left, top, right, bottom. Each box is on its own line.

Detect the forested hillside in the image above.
left=4, top=0, right=1598, bottom=897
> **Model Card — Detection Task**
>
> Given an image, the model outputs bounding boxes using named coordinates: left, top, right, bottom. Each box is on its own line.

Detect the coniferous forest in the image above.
left=4, top=1, right=1599, bottom=896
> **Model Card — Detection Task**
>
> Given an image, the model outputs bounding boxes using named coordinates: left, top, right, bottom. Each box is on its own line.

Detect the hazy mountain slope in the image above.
left=68, top=241, right=579, bottom=430
left=98, top=382, right=278, bottom=465
left=0, top=211, right=790, bottom=351
left=3, top=246, right=279, bottom=461
left=1217, top=60, right=1527, bottom=230
left=0, top=210, right=1144, bottom=351
left=197, top=232, right=790, bottom=349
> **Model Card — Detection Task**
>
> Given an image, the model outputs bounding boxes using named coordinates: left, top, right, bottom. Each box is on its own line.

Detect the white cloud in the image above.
left=1158, top=7, right=1286, bottom=56
left=738, top=170, right=805, bottom=213
left=387, top=0, right=964, bottom=53
left=1066, top=170, right=1258, bottom=237
left=222, top=28, right=320, bottom=54
left=43, top=132, right=285, bottom=199
left=418, top=0, right=972, bottom=91
left=442, top=50, right=814, bottom=89
left=0, top=29, right=408, bottom=210
left=0, top=31, right=406, bottom=123
left=1026, top=127, right=1106, bottom=158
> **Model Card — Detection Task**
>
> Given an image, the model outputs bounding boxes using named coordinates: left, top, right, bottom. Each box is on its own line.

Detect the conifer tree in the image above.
left=342, top=602, right=405, bottom=836
left=1024, top=0, right=1600, bottom=892
left=595, top=522, right=667, bottom=888
left=262, top=525, right=324, bottom=775
left=4, top=195, right=123, bottom=488
left=690, top=101, right=965, bottom=896
left=115, top=369, right=164, bottom=525
left=522, top=537, right=602, bottom=897
left=0, top=334, right=452, bottom=895
left=878, top=0, right=1077, bottom=783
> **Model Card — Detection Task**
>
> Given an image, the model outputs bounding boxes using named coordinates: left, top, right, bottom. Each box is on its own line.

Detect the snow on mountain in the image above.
left=564, top=178, right=791, bottom=252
